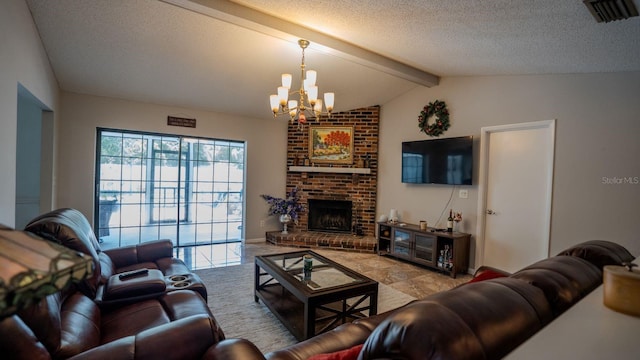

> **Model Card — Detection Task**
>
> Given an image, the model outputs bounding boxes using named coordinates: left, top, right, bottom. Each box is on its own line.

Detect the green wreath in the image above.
left=418, top=100, right=450, bottom=137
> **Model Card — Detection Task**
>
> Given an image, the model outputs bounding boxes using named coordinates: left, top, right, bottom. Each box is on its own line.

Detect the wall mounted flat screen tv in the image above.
left=402, top=136, right=473, bottom=185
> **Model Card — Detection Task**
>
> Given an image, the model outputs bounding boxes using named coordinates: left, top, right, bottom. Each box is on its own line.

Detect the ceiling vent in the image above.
left=584, top=0, right=639, bottom=22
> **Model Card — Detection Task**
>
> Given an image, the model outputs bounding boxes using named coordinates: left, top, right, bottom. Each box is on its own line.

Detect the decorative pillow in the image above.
left=468, top=269, right=507, bottom=283
left=307, top=344, right=364, bottom=360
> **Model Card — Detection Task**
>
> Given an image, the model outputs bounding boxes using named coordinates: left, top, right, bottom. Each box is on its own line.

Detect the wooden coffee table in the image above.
left=254, top=250, right=378, bottom=341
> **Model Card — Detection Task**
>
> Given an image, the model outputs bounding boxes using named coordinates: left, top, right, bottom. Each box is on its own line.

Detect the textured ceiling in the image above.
left=26, top=0, right=640, bottom=119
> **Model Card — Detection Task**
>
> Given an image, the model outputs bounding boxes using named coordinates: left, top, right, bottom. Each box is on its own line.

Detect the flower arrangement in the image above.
left=260, top=187, right=305, bottom=222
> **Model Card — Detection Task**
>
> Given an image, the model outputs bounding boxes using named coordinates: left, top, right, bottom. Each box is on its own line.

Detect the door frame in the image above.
left=475, top=120, right=556, bottom=269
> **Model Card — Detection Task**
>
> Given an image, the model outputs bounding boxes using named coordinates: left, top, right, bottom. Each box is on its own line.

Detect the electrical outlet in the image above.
left=260, top=220, right=266, bottom=228
left=459, top=189, right=468, bottom=199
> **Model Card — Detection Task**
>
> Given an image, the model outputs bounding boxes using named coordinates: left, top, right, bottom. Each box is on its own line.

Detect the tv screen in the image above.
left=402, top=136, right=473, bottom=185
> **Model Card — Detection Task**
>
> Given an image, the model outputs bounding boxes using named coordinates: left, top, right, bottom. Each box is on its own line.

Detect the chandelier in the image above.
left=269, top=39, right=335, bottom=129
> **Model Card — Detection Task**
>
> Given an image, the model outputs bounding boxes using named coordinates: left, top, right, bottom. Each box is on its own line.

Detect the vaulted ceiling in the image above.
left=26, top=0, right=640, bottom=119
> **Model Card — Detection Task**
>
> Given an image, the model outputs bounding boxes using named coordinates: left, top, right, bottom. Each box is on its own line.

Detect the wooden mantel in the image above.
left=288, top=166, right=371, bottom=174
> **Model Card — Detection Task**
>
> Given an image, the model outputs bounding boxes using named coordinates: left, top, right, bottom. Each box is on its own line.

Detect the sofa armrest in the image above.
left=136, top=240, right=175, bottom=262
left=202, top=339, right=266, bottom=360
left=94, top=269, right=167, bottom=309
left=266, top=322, right=373, bottom=360
left=68, top=314, right=219, bottom=360
left=104, top=239, right=174, bottom=269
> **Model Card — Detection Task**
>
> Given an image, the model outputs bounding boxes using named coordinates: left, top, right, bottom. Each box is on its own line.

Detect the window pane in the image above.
left=96, top=129, right=245, bottom=268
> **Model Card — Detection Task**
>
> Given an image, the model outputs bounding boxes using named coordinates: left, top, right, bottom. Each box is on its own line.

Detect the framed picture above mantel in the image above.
left=309, top=126, right=354, bottom=164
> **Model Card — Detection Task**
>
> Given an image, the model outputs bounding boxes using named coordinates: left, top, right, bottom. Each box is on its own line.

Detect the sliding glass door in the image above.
left=95, top=129, right=245, bottom=267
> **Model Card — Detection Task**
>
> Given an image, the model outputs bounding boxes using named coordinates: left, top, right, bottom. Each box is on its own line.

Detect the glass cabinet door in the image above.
left=392, top=229, right=411, bottom=257
left=414, top=234, right=435, bottom=265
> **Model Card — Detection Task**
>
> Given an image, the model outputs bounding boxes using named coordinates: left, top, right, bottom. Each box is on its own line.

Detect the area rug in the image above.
left=195, top=263, right=416, bottom=354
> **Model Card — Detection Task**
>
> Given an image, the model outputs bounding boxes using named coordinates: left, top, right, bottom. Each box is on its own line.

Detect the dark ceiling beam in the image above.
left=161, top=0, right=439, bottom=87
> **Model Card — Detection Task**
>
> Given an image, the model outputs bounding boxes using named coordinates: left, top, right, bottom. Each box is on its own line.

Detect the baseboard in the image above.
left=245, top=237, right=266, bottom=244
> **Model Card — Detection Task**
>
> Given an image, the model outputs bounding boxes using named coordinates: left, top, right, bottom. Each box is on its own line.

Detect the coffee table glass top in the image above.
left=263, top=251, right=363, bottom=291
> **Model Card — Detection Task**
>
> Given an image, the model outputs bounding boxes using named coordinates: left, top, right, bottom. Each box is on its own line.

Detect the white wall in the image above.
left=57, top=92, right=288, bottom=241
left=0, top=0, right=59, bottom=226
left=379, top=73, right=640, bottom=268
left=15, top=90, right=43, bottom=228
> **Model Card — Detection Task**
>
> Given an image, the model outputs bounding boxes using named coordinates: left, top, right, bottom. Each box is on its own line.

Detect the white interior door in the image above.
left=477, top=120, right=555, bottom=273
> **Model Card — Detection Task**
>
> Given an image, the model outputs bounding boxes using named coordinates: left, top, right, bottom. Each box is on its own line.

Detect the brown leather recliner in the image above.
left=24, top=208, right=207, bottom=301
left=0, top=227, right=225, bottom=360
left=0, top=289, right=223, bottom=360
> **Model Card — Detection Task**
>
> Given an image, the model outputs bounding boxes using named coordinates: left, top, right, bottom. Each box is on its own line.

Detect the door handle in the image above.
left=486, top=209, right=496, bottom=215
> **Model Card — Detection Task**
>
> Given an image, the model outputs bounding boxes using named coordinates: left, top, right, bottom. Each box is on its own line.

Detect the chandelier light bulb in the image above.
left=324, top=92, right=335, bottom=112
left=270, top=95, right=279, bottom=114
left=281, top=74, right=292, bottom=89
left=305, top=70, right=317, bottom=86
left=307, top=85, right=318, bottom=104
left=277, top=86, right=288, bottom=106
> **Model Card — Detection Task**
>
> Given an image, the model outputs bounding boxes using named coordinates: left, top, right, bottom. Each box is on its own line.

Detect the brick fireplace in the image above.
left=285, top=106, right=379, bottom=237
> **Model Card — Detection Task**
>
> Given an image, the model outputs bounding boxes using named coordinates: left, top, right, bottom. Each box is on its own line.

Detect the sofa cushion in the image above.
left=511, top=255, right=601, bottom=316
left=100, top=290, right=223, bottom=345
left=62, top=315, right=222, bottom=360
left=359, top=278, right=551, bottom=360
left=25, top=208, right=103, bottom=297
left=59, top=292, right=102, bottom=357
left=98, top=252, right=116, bottom=283
left=18, top=291, right=101, bottom=359
left=0, top=315, right=51, bottom=360
left=100, top=299, right=170, bottom=344
left=156, top=257, right=194, bottom=277
left=557, top=240, right=635, bottom=269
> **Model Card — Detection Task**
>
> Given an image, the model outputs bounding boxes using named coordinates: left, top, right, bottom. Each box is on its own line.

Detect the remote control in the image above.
left=118, top=269, right=149, bottom=280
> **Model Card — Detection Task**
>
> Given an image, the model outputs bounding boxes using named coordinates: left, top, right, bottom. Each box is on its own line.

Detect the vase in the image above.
left=279, top=214, right=292, bottom=234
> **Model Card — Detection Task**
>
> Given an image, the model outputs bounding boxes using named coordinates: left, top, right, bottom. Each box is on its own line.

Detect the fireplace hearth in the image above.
left=308, top=199, right=352, bottom=233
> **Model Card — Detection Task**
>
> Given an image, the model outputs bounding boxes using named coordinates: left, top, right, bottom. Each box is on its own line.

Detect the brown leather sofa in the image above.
left=0, top=287, right=223, bottom=360
left=0, top=209, right=225, bottom=360
left=205, top=240, right=634, bottom=360
left=24, top=208, right=207, bottom=302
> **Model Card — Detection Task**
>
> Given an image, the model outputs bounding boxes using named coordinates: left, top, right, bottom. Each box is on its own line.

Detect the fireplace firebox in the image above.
left=307, top=199, right=352, bottom=233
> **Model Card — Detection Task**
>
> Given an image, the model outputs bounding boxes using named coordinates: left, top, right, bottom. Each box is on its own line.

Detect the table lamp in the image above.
left=0, top=226, right=93, bottom=319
